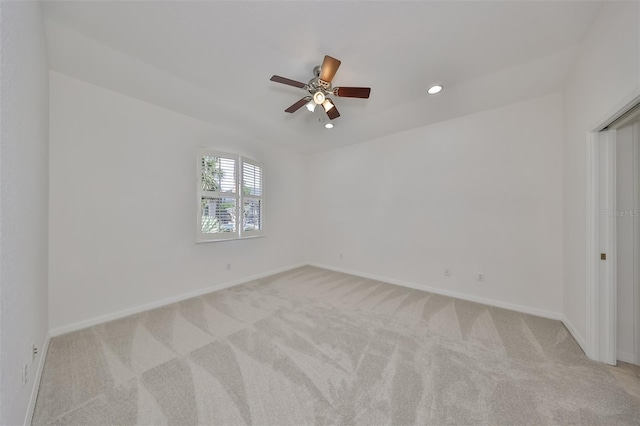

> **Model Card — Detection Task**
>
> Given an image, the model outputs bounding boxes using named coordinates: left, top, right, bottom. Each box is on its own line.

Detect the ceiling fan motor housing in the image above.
left=316, top=78, right=331, bottom=90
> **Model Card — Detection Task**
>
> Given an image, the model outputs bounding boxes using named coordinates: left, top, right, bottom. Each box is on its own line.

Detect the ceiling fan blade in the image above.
left=285, top=98, right=310, bottom=113
left=326, top=102, right=340, bottom=120
left=270, top=75, right=306, bottom=89
left=319, top=55, right=341, bottom=83
left=333, top=87, right=371, bottom=98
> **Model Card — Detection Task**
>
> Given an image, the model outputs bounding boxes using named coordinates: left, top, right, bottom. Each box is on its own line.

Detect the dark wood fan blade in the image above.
left=270, top=75, right=306, bottom=89
left=326, top=103, right=340, bottom=120
left=285, top=98, right=309, bottom=113
left=334, top=87, right=371, bottom=98
left=319, top=55, right=341, bottom=83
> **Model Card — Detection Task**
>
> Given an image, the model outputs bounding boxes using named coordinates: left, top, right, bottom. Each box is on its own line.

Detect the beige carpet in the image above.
left=33, top=266, right=640, bottom=425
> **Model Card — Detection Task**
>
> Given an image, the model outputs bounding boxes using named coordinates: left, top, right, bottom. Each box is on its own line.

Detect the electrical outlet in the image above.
left=32, top=343, right=38, bottom=363
left=477, top=273, right=485, bottom=282
left=226, top=263, right=231, bottom=270
left=22, top=363, right=28, bottom=386
left=444, top=268, right=451, bottom=277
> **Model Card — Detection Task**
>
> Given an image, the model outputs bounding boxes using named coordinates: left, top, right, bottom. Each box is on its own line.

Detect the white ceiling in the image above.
left=42, top=1, right=602, bottom=154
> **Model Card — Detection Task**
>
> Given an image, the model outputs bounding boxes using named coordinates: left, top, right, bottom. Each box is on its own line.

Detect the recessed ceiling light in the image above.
left=428, top=85, right=443, bottom=95
left=325, top=123, right=334, bottom=129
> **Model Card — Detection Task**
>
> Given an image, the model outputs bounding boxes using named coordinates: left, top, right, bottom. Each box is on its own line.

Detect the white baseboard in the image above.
left=616, top=350, right=637, bottom=364
left=49, top=263, right=306, bottom=337
left=307, top=262, right=563, bottom=321
left=561, top=315, right=587, bottom=354
left=24, top=332, right=51, bottom=426
left=48, top=260, right=568, bottom=339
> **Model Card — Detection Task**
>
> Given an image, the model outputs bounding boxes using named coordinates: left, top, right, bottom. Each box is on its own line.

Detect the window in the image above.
left=197, top=150, right=264, bottom=242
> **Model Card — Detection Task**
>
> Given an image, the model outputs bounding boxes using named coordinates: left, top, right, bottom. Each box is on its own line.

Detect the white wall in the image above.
left=48, top=72, right=307, bottom=331
left=307, top=93, right=564, bottom=317
left=562, top=1, right=640, bottom=344
left=0, top=2, right=50, bottom=425
left=616, top=121, right=639, bottom=362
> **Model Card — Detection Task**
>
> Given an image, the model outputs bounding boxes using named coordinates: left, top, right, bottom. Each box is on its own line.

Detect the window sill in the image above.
left=196, top=234, right=265, bottom=244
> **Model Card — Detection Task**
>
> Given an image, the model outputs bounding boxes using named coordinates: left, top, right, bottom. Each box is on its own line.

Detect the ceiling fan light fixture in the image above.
left=428, top=85, right=443, bottom=95
left=313, top=91, right=326, bottom=105
left=305, top=101, right=316, bottom=112
left=322, top=99, right=335, bottom=112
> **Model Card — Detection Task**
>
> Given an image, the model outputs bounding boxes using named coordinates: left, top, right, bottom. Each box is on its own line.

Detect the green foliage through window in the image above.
left=201, top=156, right=224, bottom=192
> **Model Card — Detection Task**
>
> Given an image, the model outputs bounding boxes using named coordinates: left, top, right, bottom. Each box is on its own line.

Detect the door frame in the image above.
left=586, top=92, right=640, bottom=364
left=634, top=121, right=640, bottom=365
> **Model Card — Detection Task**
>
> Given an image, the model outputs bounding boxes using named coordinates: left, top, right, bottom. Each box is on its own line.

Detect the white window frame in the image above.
left=196, top=149, right=264, bottom=243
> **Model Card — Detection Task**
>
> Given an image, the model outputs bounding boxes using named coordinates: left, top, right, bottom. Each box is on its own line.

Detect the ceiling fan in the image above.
left=270, top=55, right=371, bottom=121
